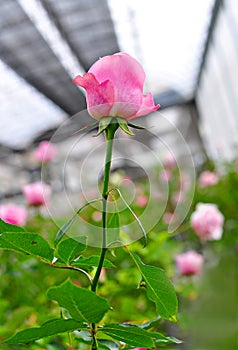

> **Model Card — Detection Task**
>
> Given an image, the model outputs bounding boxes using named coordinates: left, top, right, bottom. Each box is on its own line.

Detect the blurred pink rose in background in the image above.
left=136, top=195, right=148, bottom=207
left=175, top=250, right=204, bottom=276
left=162, top=212, right=174, bottom=225
left=198, top=170, right=219, bottom=188
left=23, top=182, right=51, bottom=207
left=180, top=172, right=191, bottom=192
left=172, top=191, right=185, bottom=204
left=92, top=211, right=102, bottom=222
left=0, top=204, right=27, bottom=226
left=164, top=152, right=176, bottom=169
left=33, top=141, right=57, bottom=163
left=73, top=52, right=160, bottom=120
left=160, top=169, right=172, bottom=182
left=121, top=176, right=133, bottom=187
left=191, top=203, right=224, bottom=240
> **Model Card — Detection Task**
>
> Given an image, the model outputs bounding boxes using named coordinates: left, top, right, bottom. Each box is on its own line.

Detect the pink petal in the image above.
left=73, top=73, right=114, bottom=120
left=108, top=101, right=142, bottom=119
left=88, top=53, right=146, bottom=117
left=131, top=92, right=160, bottom=119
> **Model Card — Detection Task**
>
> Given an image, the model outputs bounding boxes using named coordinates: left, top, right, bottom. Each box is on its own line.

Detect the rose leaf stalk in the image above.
left=90, top=121, right=119, bottom=349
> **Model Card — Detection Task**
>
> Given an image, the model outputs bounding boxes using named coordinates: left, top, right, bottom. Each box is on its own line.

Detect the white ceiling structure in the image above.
left=108, top=0, right=215, bottom=95
left=0, top=0, right=215, bottom=149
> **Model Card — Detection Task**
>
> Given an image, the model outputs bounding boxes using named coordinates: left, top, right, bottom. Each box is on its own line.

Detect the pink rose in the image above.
left=92, top=211, right=102, bottom=222
left=33, top=141, right=57, bottom=163
left=190, top=203, right=224, bottom=240
left=160, top=169, right=172, bottom=182
left=73, top=52, right=160, bottom=120
left=162, top=212, right=174, bottom=225
left=180, top=172, right=191, bottom=192
left=175, top=250, right=204, bottom=276
left=164, top=153, right=176, bottom=169
left=136, top=195, right=148, bottom=207
left=23, top=182, right=51, bottom=207
left=0, top=204, right=27, bottom=226
left=198, top=171, right=219, bottom=188
left=172, top=191, right=184, bottom=204
left=121, top=176, right=133, bottom=187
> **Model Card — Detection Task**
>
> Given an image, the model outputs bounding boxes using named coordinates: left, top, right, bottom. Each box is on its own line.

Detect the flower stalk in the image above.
left=91, top=121, right=119, bottom=349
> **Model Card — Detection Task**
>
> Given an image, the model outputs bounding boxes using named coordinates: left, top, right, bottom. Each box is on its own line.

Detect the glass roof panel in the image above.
left=0, top=0, right=216, bottom=150
left=0, top=60, right=66, bottom=150
left=108, top=0, right=215, bottom=97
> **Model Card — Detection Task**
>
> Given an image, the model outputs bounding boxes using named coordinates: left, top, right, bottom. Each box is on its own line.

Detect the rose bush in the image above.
left=1, top=161, right=238, bottom=350
left=1, top=48, right=237, bottom=349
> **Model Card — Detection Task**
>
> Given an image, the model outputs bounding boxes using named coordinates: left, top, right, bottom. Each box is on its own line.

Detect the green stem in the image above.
left=90, top=121, right=118, bottom=349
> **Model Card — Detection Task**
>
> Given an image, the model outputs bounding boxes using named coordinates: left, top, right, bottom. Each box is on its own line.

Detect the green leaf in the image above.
left=47, top=280, right=110, bottom=323
left=117, top=118, right=134, bottom=136
left=129, top=252, right=178, bottom=321
left=94, top=117, right=112, bottom=136
left=139, top=316, right=162, bottom=329
left=98, top=339, right=119, bottom=349
left=0, top=218, right=25, bottom=233
left=75, top=338, right=92, bottom=346
left=72, top=255, right=115, bottom=268
left=56, top=237, right=87, bottom=264
left=154, top=335, right=182, bottom=345
left=55, top=198, right=102, bottom=245
left=0, top=232, right=54, bottom=262
left=74, top=329, right=92, bottom=344
left=148, top=331, right=182, bottom=345
left=113, top=188, right=147, bottom=246
left=5, top=318, right=85, bottom=344
left=98, top=324, right=154, bottom=348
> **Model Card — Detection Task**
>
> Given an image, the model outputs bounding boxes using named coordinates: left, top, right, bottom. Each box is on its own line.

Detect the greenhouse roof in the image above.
left=0, top=0, right=216, bottom=149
